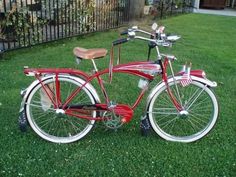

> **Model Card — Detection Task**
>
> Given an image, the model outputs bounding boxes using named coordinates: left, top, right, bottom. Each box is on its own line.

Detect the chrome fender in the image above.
left=19, top=74, right=101, bottom=113
left=190, top=75, right=217, bottom=87
left=146, top=75, right=217, bottom=111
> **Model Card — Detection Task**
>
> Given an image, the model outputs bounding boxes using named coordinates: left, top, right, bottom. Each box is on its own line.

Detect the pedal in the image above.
left=140, top=115, right=151, bottom=136
left=18, top=110, right=28, bottom=132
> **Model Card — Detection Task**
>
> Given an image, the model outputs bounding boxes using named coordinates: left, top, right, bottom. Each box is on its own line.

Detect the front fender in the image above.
left=178, top=69, right=217, bottom=87
left=146, top=75, right=217, bottom=112
left=190, top=75, right=217, bottom=87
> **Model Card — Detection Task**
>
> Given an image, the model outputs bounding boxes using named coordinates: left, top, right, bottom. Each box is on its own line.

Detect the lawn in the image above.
left=0, top=13, right=236, bottom=177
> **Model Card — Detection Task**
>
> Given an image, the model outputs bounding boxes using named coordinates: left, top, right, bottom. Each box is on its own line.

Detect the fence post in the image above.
left=183, top=0, right=186, bottom=13
left=160, top=0, right=163, bottom=19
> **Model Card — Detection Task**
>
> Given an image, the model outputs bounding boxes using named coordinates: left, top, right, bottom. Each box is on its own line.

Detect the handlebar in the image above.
left=115, top=25, right=180, bottom=48
left=112, top=38, right=129, bottom=46
left=120, top=30, right=128, bottom=36
left=112, top=24, right=181, bottom=62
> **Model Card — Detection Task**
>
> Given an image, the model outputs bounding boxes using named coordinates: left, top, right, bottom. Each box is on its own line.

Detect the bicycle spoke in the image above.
left=47, top=116, right=58, bottom=135
left=171, top=81, right=183, bottom=106
left=150, top=108, right=179, bottom=115
left=68, top=119, right=82, bottom=133
left=186, top=85, right=207, bottom=110
left=151, top=111, right=178, bottom=115
left=186, top=119, right=198, bottom=132
left=189, top=113, right=209, bottom=126
left=160, top=92, right=173, bottom=106
left=62, top=120, right=69, bottom=137
left=190, top=104, right=212, bottom=112
left=190, top=96, right=211, bottom=110
left=159, top=116, right=178, bottom=129
left=26, top=102, right=55, bottom=111
left=187, top=118, right=202, bottom=131
left=185, top=87, right=200, bottom=106
left=66, top=82, right=73, bottom=100
left=38, top=115, right=57, bottom=129
left=167, top=118, right=177, bottom=135
left=33, top=111, right=53, bottom=121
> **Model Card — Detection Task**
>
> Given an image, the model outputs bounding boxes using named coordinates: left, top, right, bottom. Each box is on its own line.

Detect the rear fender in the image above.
left=19, top=75, right=101, bottom=113
left=24, top=68, right=90, bottom=80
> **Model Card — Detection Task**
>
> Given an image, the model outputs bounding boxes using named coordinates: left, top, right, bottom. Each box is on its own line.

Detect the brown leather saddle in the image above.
left=73, top=47, right=108, bottom=60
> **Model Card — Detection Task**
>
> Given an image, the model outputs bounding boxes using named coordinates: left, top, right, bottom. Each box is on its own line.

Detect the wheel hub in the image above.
left=179, top=110, right=189, bottom=119
left=56, top=109, right=65, bottom=115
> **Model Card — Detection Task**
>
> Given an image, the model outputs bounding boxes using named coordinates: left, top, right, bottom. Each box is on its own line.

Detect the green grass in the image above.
left=0, top=14, right=236, bottom=177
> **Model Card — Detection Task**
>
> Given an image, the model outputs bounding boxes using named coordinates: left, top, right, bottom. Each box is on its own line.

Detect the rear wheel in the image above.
left=25, top=75, right=97, bottom=143
left=147, top=78, right=218, bottom=143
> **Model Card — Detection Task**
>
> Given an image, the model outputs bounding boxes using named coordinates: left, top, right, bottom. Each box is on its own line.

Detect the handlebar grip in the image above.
left=120, top=30, right=128, bottom=35
left=112, top=38, right=128, bottom=46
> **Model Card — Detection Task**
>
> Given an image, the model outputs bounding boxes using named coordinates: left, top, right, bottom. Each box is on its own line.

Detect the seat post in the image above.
left=91, top=59, right=98, bottom=72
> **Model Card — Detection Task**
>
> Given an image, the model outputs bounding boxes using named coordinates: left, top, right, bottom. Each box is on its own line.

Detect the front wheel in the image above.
left=147, top=77, right=219, bottom=143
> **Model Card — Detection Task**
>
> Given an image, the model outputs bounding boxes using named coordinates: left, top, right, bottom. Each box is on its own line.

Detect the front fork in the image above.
left=140, top=58, right=182, bottom=136
left=162, top=58, right=183, bottom=111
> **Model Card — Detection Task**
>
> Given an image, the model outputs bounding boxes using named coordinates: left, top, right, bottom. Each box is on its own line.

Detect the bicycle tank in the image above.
left=113, top=61, right=162, bottom=79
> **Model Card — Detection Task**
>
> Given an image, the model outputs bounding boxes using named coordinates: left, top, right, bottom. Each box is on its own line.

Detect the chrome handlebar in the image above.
left=121, top=25, right=181, bottom=47
left=115, top=24, right=180, bottom=60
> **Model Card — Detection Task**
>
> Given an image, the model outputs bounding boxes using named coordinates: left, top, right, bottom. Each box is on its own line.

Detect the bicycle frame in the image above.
left=24, top=60, right=164, bottom=122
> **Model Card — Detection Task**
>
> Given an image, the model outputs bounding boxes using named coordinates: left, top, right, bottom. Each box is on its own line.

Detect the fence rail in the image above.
left=0, top=0, right=130, bottom=52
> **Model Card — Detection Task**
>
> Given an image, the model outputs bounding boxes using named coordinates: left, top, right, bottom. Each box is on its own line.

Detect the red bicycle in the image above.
left=19, top=23, right=219, bottom=143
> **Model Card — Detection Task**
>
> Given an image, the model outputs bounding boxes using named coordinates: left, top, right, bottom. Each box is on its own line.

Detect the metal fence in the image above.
left=0, top=0, right=130, bottom=52
left=0, top=0, right=193, bottom=52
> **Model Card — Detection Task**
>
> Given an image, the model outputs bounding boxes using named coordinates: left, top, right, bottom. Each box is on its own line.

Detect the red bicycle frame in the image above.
left=24, top=60, right=162, bottom=122
left=24, top=57, right=204, bottom=123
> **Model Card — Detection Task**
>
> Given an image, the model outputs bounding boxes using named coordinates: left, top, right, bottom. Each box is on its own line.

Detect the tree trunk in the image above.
left=129, top=0, right=145, bottom=20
